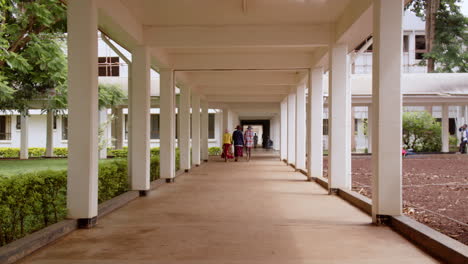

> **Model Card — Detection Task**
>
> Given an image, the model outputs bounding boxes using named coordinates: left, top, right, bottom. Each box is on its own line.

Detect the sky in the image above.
left=461, top=0, right=468, bottom=16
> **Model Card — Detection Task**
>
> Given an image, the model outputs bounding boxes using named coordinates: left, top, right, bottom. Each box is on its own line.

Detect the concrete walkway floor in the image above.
left=19, top=150, right=438, bottom=264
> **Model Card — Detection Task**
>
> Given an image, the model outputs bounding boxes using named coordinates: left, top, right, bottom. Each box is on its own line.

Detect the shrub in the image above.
left=98, top=159, right=128, bottom=203
left=403, top=112, right=442, bottom=152
left=208, top=147, right=221, bottom=156
left=0, top=148, right=20, bottom=158
left=53, top=147, right=68, bottom=157
left=0, top=170, right=67, bottom=246
left=150, top=147, right=160, bottom=157
left=108, top=147, right=128, bottom=158
left=150, top=156, right=160, bottom=181
left=28, top=148, right=46, bottom=157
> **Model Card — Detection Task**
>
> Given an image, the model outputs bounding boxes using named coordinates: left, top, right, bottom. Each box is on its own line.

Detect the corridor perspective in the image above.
left=18, top=150, right=437, bottom=264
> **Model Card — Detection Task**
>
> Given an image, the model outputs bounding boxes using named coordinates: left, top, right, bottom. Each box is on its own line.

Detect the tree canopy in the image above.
left=0, top=0, right=68, bottom=113
left=410, top=0, right=468, bottom=72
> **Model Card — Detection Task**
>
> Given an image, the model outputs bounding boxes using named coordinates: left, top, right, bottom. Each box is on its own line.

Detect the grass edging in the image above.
left=0, top=177, right=171, bottom=264
left=309, top=176, right=467, bottom=263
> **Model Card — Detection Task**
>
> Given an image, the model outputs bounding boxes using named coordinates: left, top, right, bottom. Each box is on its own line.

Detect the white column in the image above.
left=67, top=0, right=98, bottom=222
left=441, top=104, right=449, bottom=153
left=329, top=44, right=352, bottom=190
left=112, top=107, right=124, bottom=149
left=408, top=31, right=416, bottom=71
left=179, top=86, right=191, bottom=172
left=367, top=105, right=373, bottom=153
left=160, top=69, right=176, bottom=180
left=201, top=101, right=209, bottom=161
left=280, top=98, right=288, bottom=161
left=215, top=111, right=222, bottom=147
left=287, top=93, right=296, bottom=165
left=45, top=111, right=54, bottom=157
left=295, top=84, right=306, bottom=171
left=222, top=108, right=230, bottom=133
left=128, top=46, right=151, bottom=190
left=98, top=108, right=108, bottom=159
left=372, top=0, right=404, bottom=222
left=191, top=94, right=201, bottom=166
left=20, top=115, right=29, bottom=160
left=308, top=67, right=324, bottom=178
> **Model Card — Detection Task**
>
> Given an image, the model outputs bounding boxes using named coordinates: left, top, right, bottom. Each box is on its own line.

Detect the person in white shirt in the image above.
left=458, top=124, right=468, bottom=153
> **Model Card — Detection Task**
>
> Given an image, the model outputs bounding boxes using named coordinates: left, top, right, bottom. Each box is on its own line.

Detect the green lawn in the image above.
left=0, top=158, right=123, bottom=177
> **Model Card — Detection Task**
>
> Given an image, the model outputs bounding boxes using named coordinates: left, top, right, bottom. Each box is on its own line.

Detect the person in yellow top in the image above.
left=221, top=129, right=233, bottom=162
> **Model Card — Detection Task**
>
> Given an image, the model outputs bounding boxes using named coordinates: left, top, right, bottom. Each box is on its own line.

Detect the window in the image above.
left=415, top=35, right=426, bottom=60
left=53, top=115, right=57, bottom=130
left=98, top=57, right=120, bottom=76
left=151, top=114, right=160, bottom=139
left=208, top=113, right=215, bottom=139
left=354, top=119, right=359, bottom=135
left=0, top=116, right=11, bottom=140
left=323, top=119, right=328, bottom=136
left=403, top=35, right=409, bottom=52
left=16, top=115, right=21, bottom=130
left=62, top=116, right=68, bottom=140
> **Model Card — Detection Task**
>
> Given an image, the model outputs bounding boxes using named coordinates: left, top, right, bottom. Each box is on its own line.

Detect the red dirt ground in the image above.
left=323, top=154, right=468, bottom=245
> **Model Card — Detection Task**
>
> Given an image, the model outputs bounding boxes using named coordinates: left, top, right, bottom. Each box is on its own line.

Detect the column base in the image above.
left=139, top=190, right=148, bottom=197
left=307, top=177, right=313, bottom=182
left=328, top=188, right=339, bottom=195
left=77, top=216, right=97, bottom=229
left=166, top=178, right=175, bottom=183
left=203, top=159, right=208, bottom=162
left=375, top=214, right=391, bottom=225
left=184, top=169, right=189, bottom=173
left=195, top=164, right=200, bottom=167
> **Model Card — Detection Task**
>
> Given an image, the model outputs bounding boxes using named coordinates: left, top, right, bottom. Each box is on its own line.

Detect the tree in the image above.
left=0, top=0, right=67, bottom=113
left=410, top=0, right=468, bottom=73
left=402, top=111, right=442, bottom=152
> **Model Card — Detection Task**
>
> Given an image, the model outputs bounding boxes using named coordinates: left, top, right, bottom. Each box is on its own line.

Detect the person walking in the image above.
left=459, top=124, right=468, bottom=153
left=232, top=125, right=244, bottom=162
left=253, top=133, right=258, bottom=148
left=221, top=129, right=233, bottom=162
left=244, top=126, right=254, bottom=161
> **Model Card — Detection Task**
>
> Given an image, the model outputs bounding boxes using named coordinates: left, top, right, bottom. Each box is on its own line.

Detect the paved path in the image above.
left=19, top=150, right=438, bottom=264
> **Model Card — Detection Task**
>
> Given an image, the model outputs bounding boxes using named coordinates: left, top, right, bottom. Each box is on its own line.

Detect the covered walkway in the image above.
left=19, top=150, right=436, bottom=264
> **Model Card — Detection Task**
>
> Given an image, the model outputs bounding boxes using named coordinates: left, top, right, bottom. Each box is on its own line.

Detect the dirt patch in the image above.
left=324, top=154, right=468, bottom=245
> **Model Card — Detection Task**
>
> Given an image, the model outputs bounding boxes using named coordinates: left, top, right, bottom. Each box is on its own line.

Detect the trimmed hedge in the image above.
left=208, top=147, right=222, bottom=156
left=0, top=157, right=166, bottom=246
left=0, top=147, right=69, bottom=158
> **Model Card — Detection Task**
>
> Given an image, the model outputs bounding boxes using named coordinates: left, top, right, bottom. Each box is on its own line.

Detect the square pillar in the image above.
left=441, top=104, right=449, bottom=153
left=287, top=93, right=296, bottom=165
left=179, top=86, right=191, bottom=172
left=328, top=44, right=352, bottom=191
left=98, top=108, right=108, bottom=159
left=66, top=0, right=99, bottom=224
left=128, top=46, right=151, bottom=191
left=307, top=67, right=324, bottom=178
left=367, top=105, right=373, bottom=153
left=372, top=0, right=404, bottom=222
left=20, top=115, right=29, bottom=160
left=45, top=110, right=54, bottom=157
left=215, top=111, right=222, bottom=147
left=280, top=98, right=288, bottom=161
left=112, top=107, right=124, bottom=149
left=160, top=69, right=176, bottom=180
left=201, top=100, right=209, bottom=162
left=191, top=94, right=201, bottom=166
left=295, top=84, right=306, bottom=171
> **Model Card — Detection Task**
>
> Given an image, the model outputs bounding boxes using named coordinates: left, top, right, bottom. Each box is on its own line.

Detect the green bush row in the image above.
left=0, top=156, right=164, bottom=247
left=0, top=147, right=68, bottom=158
left=208, top=147, right=222, bottom=156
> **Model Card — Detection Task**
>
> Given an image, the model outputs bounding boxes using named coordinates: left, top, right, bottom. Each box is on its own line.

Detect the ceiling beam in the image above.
left=182, top=71, right=300, bottom=86
left=169, top=52, right=315, bottom=70
left=200, top=85, right=292, bottom=95
left=144, top=24, right=331, bottom=48
left=206, top=95, right=285, bottom=103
